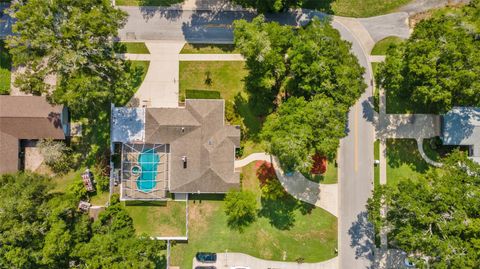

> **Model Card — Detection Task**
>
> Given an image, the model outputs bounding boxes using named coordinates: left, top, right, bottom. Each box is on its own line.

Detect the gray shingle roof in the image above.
left=145, top=99, right=240, bottom=193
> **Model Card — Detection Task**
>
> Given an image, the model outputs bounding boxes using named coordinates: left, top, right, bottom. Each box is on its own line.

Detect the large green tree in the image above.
left=287, top=19, right=366, bottom=108
left=376, top=0, right=480, bottom=113
left=0, top=173, right=165, bottom=268
left=367, top=151, right=480, bottom=268
left=232, top=0, right=300, bottom=13
left=234, top=16, right=293, bottom=112
left=7, top=0, right=129, bottom=117
left=261, top=95, right=347, bottom=172
left=234, top=16, right=365, bottom=108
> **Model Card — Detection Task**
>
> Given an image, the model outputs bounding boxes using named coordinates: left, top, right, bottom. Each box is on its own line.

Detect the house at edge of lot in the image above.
left=0, top=96, right=69, bottom=174
left=441, top=107, right=480, bottom=163
left=111, top=99, right=241, bottom=200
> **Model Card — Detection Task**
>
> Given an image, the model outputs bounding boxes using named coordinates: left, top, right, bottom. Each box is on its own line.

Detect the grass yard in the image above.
left=185, top=89, right=221, bottom=99
left=180, top=43, right=239, bottom=54
left=386, top=139, right=431, bottom=187
left=123, top=42, right=150, bottom=54
left=115, top=0, right=183, bottom=6
left=179, top=61, right=247, bottom=101
left=0, top=40, right=12, bottom=95
left=170, top=163, right=338, bottom=269
left=374, top=140, right=380, bottom=188
left=124, top=201, right=187, bottom=237
left=115, top=60, right=150, bottom=106
left=51, top=169, right=83, bottom=193
left=371, top=36, right=404, bottom=55
left=303, top=0, right=412, bottom=17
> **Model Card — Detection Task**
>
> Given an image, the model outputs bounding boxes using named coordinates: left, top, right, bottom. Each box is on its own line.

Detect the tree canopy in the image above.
left=234, top=16, right=364, bottom=170
left=0, top=172, right=165, bottom=268
left=261, top=95, right=347, bottom=172
left=367, top=151, right=480, bottom=268
left=224, top=189, right=258, bottom=231
left=7, top=0, right=130, bottom=118
left=231, top=0, right=300, bottom=13
left=376, top=0, right=480, bottom=113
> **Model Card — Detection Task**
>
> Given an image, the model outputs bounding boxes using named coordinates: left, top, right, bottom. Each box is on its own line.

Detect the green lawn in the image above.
left=386, top=139, right=431, bottom=187
left=123, top=42, right=150, bottom=54
left=303, top=0, right=412, bottom=17
left=180, top=43, right=239, bottom=54
left=0, top=40, right=12, bottom=95
left=374, top=140, right=380, bottom=188
left=124, top=201, right=187, bottom=237
left=371, top=36, right=404, bottom=55
left=115, top=60, right=150, bottom=106
left=115, top=0, right=183, bottom=6
left=185, top=89, right=221, bottom=99
left=171, top=163, right=338, bottom=269
left=179, top=61, right=247, bottom=101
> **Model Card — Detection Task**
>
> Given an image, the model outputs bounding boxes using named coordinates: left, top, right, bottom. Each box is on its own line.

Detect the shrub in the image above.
left=37, top=138, right=74, bottom=174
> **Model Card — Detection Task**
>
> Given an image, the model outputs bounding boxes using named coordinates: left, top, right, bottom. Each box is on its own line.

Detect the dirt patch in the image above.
left=188, top=201, right=218, bottom=233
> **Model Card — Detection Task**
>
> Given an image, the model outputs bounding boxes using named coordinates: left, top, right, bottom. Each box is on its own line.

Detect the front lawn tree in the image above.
left=7, top=0, right=129, bottom=117
left=367, top=151, right=480, bottom=268
left=261, top=96, right=347, bottom=172
left=224, top=190, right=258, bottom=231
left=376, top=0, right=480, bottom=113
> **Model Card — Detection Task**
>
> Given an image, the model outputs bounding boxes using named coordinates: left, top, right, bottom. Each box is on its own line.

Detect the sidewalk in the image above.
left=193, top=252, right=338, bottom=269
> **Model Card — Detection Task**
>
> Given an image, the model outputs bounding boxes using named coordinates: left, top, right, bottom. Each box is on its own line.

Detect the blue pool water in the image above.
left=137, top=149, right=160, bottom=192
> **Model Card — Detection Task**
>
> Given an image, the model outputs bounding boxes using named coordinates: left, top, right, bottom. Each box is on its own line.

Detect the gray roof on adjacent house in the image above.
left=442, top=107, right=480, bottom=147
left=0, top=96, right=66, bottom=174
left=145, top=99, right=241, bottom=193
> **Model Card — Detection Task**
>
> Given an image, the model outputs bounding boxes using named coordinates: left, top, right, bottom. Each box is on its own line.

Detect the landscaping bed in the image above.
left=170, top=162, right=338, bottom=269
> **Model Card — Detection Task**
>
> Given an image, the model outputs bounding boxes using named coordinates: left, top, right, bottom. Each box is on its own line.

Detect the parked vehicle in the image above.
left=195, top=252, right=217, bottom=263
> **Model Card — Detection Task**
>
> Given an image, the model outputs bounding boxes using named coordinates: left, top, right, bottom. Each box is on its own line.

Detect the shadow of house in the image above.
left=0, top=96, right=69, bottom=174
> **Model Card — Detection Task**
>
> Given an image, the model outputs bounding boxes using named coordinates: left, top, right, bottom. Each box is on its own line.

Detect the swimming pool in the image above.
left=137, top=148, right=160, bottom=192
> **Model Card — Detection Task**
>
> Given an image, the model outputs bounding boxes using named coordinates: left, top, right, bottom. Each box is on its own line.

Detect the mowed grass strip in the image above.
left=124, top=201, right=187, bottom=237
left=303, top=0, right=412, bottom=17
left=180, top=43, right=239, bottom=54
left=371, top=36, right=404, bottom=55
left=171, top=163, right=338, bottom=269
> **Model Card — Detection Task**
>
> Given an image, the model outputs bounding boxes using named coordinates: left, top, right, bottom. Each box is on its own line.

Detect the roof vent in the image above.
left=182, top=156, right=187, bottom=169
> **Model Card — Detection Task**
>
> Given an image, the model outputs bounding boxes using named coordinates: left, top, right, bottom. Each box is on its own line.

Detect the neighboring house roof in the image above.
left=144, top=99, right=241, bottom=193
left=0, top=96, right=66, bottom=174
left=442, top=107, right=480, bottom=157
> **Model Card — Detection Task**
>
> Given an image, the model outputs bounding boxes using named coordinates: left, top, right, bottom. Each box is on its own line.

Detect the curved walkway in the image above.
left=416, top=138, right=443, bottom=167
left=193, top=252, right=338, bottom=269
left=235, top=153, right=338, bottom=217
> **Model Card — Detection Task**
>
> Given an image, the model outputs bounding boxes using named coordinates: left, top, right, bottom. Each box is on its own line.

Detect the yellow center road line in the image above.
left=354, top=104, right=358, bottom=172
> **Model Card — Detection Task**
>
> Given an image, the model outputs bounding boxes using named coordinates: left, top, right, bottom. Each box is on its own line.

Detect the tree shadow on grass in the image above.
left=259, top=196, right=297, bottom=230
left=386, top=139, right=429, bottom=173
left=234, top=92, right=267, bottom=142
left=301, top=0, right=334, bottom=15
